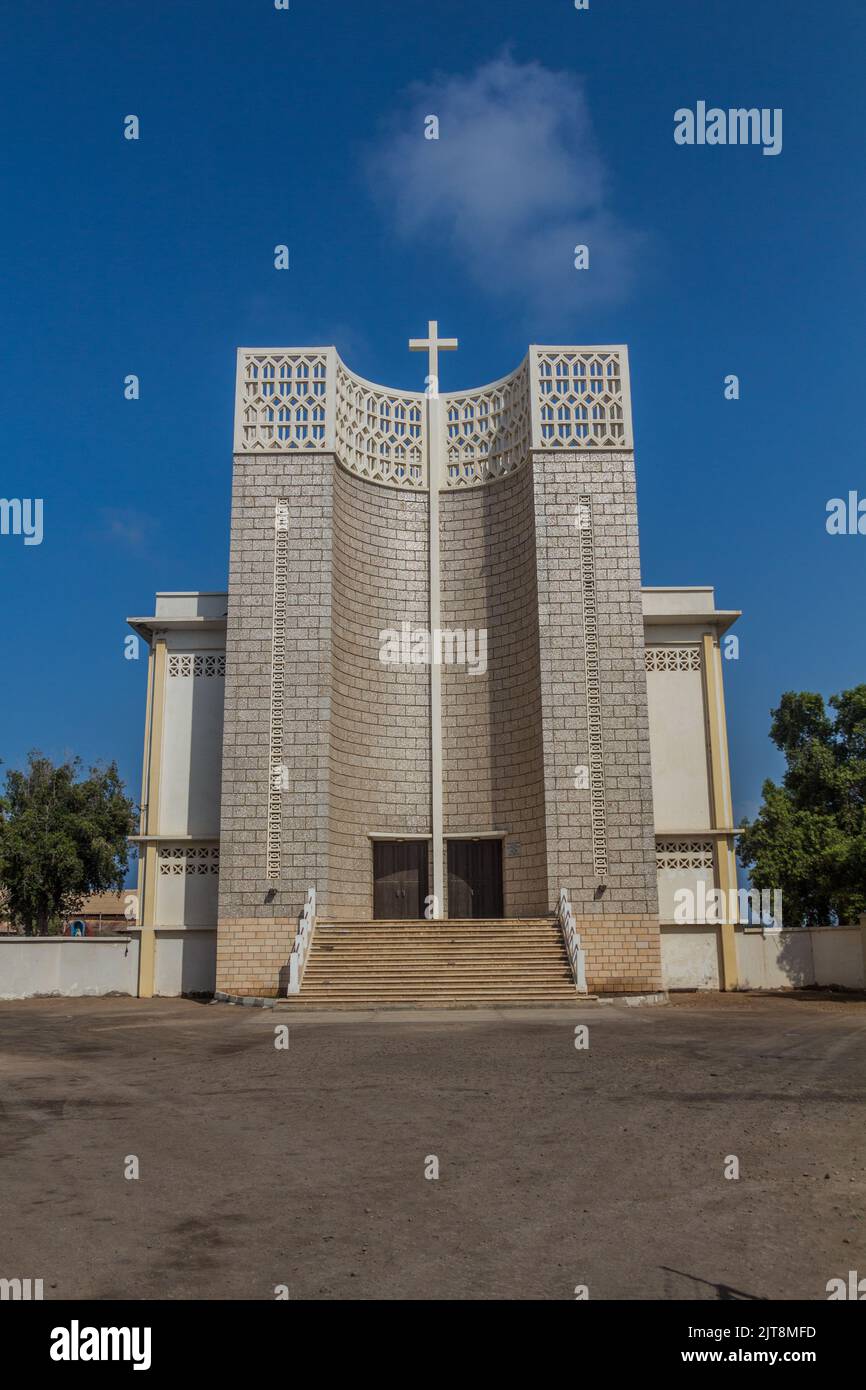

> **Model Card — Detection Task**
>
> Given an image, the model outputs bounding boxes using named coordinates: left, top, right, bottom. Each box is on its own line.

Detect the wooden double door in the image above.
left=372, top=839, right=504, bottom=919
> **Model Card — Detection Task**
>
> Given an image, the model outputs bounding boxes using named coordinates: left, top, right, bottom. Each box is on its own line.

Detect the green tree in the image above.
left=738, top=688, right=866, bottom=927
left=0, top=753, right=136, bottom=934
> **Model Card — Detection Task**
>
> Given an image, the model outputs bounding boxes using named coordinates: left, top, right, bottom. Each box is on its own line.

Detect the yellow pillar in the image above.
left=138, top=638, right=166, bottom=999
left=135, top=644, right=155, bottom=914
left=702, top=633, right=739, bottom=990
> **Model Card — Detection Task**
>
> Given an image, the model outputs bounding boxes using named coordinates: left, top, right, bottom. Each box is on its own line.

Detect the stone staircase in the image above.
left=283, top=918, right=580, bottom=1007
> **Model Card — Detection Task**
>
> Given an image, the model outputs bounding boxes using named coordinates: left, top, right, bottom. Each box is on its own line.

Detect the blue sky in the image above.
left=1, top=0, right=864, bottom=833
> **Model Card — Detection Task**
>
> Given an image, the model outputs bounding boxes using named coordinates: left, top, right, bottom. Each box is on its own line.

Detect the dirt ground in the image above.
left=1, top=991, right=864, bottom=1300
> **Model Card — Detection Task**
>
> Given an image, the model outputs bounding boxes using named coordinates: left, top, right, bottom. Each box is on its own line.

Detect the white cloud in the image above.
left=100, top=508, right=155, bottom=553
left=366, top=54, right=643, bottom=316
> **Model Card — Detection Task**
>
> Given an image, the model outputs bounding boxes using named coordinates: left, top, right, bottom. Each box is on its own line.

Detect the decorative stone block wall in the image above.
left=532, top=449, right=661, bottom=991
left=216, top=453, right=333, bottom=997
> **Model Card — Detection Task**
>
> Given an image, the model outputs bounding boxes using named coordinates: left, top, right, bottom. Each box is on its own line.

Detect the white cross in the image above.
left=409, top=320, right=458, bottom=395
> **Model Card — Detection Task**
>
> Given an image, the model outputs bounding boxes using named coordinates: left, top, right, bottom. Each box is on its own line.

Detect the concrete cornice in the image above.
left=126, top=616, right=227, bottom=641
left=655, top=828, right=742, bottom=837
left=644, top=610, right=741, bottom=636
left=128, top=834, right=220, bottom=843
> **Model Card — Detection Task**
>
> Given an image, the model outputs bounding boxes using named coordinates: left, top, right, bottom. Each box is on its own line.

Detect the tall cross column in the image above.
left=409, top=321, right=457, bottom=920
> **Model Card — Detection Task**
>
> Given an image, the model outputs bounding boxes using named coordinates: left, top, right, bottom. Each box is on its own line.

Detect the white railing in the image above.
left=557, top=888, right=587, bottom=993
left=236, top=350, right=332, bottom=453
left=287, top=887, right=316, bottom=995
left=444, top=357, right=532, bottom=487
left=335, top=358, right=427, bottom=489
left=534, top=348, right=632, bottom=450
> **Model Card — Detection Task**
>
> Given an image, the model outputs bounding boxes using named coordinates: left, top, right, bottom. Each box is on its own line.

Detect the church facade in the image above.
left=128, top=338, right=741, bottom=1002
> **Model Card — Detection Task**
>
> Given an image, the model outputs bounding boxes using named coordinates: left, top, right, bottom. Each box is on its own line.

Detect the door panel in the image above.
left=447, top=840, right=504, bottom=918
left=447, top=845, right=474, bottom=918
left=373, top=841, right=429, bottom=920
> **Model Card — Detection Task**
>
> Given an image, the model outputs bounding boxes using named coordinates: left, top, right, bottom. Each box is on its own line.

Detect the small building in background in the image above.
left=0, top=892, right=138, bottom=936
left=61, top=892, right=138, bottom=936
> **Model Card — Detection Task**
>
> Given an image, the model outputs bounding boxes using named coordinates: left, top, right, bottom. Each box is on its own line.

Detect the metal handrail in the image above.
left=287, top=887, right=316, bottom=995
left=557, top=888, right=587, bottom=993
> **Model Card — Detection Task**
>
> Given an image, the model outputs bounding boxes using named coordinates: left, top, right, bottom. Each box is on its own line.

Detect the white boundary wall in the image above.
left=660, top=925, right=722, bottom=990
left=0, top=936, right=140, bottom=1000
left=152, top=928, right=216, bottom=996
left=0, top=929, right=217, bottom=1000
left=662, top=923, right=866, bottom=992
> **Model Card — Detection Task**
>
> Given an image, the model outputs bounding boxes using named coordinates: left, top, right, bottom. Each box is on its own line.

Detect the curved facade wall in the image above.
left=327, top=465, right=430, bottom=919
left=440, top=463, right=547, bottom=915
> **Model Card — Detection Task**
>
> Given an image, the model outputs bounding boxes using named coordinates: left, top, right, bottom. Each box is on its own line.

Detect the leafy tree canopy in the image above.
left=0, top=753, right=136, bottom=935
left=738, top=687, right=866, bottom=927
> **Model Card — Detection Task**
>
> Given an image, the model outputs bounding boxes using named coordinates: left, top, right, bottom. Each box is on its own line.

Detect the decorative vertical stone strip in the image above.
left=267, top=500, right=290, bottom=879
left=576, top=494, right=608, bottom=880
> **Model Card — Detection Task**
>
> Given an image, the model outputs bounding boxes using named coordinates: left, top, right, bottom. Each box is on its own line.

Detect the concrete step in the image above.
left=302, top=961, right=567, bottom=971
left=293, top=1003, right=579, bottom=1009
left=295, top=988, right=580, bottom=999
left=312, top=938, right=564, bottom=947
left=284, top=999, right=582, bottom=1010
left=303, top=965, right=567, bottom=973
left=304, top=975, right=573, bottom=984
left=321, top=919, right=553, bottom=926
left=315, top=928, right=558, bottom=939
left=298, top=990, right=579, bottom=1000
left=307, top=949, right=568, bottom=960
left=305, top=957, right=571, bottom=968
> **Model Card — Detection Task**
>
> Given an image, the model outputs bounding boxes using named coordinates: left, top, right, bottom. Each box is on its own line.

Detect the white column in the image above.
left=409, top=322, right=456, bottom=923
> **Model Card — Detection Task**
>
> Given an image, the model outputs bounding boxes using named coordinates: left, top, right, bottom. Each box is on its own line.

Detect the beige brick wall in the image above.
left=577, top=914, right=663, bottom=994
left=216, top=918, right=293, bottom=998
